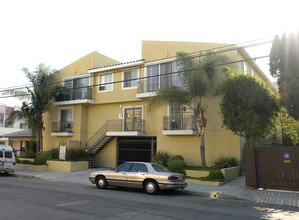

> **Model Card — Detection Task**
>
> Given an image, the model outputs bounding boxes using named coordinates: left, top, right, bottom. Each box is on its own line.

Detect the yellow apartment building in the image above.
left=43, top=41, right=275, bottom=168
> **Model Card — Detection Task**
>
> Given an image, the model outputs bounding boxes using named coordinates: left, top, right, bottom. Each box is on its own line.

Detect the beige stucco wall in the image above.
left=58, top=52, right=119, bottom=79
left=97, top=138, right=117, bottom=168
left=142, top=41, right=233, bottom=61
left=47, top=160, right=88, bottom=172
left=93, top=65, right=144, bottom=104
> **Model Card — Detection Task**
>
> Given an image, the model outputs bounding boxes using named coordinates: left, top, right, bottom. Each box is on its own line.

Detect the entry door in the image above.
left=124, top=108, right=142, bottom=131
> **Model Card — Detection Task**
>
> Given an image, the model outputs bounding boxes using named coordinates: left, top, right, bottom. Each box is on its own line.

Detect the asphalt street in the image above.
left=1, top=176, right=299, bottom=220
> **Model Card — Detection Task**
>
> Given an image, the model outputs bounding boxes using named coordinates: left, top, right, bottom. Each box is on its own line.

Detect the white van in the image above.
left=0, top=145, right=16, bottom=176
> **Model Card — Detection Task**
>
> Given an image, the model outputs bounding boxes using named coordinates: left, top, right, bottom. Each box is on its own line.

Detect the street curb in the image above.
left=13, top=174, right=39, bottom=179
left=183, top=189, right=246, bottom=201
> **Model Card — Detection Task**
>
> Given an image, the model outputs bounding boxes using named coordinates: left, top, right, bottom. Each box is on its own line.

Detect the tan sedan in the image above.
left=89, top=162, right=187, bottom=195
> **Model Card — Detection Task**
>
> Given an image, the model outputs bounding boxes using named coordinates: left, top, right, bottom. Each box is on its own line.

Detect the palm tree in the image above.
left=8, top=64, right=63, bottom=152
left=149, top=52, right=226, bottom=168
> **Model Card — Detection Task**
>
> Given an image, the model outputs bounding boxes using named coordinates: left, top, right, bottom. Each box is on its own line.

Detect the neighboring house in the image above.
left=43, top=41, right=277, bottom=168
left=1, top=129, right=33, bottom=156
left=0, top=128, right=24, bottom=145
left=0, top=104, right=27, bottom=129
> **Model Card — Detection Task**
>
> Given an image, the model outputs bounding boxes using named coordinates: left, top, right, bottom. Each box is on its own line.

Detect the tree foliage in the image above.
left=219, top=70, right=280, bottom=142
left=269, top=31, right=299, bottom=120
left=149, top=52, right=227, bottom=168
left=8, top=64, right=63, bottom=152
left=276, top=107, right=299, bottom=146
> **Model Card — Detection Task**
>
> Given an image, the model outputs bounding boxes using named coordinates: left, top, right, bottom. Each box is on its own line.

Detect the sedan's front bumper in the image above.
left=89, top=176, right=96, bottom=184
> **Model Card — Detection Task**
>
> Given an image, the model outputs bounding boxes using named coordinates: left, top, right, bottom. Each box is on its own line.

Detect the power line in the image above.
left=0, top=54, right=270, bottom=99
left=0, top=36, right=274, bottom=95
left=0, top=37, right=272, bottom=93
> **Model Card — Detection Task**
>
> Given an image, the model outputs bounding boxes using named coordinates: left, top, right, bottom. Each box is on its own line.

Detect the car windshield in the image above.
left=151, top=163, right=169, bottom=172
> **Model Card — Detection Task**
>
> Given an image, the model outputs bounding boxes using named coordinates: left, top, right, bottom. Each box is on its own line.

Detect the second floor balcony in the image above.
left=54, top=87, right=95, bottom=105
left=106, top=119, right=145, bottom=136
left=162, top=115, right=196, bottom=135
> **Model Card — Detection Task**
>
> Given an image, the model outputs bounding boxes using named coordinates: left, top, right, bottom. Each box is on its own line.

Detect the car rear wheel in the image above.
left=144, top=180, right=159, bottom=195
left=96, top=176, right=107, bottom=189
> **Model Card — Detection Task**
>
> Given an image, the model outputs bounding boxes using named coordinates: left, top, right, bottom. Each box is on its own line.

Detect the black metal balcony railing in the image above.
left=52, top=121, right=73, bottom=133
left=137, top=75, right=184, bottom=94
left=56, top=87, right=92, bottom=102
left=107, top=119, right=145, bottom=132
left=163, top=116, right=195, bottom=131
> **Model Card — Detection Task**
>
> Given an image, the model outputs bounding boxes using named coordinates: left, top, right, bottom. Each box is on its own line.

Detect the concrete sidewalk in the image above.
left=14, top=169, right=299, bottom=208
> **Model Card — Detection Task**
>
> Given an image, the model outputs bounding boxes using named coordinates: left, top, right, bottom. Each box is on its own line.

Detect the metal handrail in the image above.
left=86, top=122, right=108, bottom=151
left=163, top=116, right=195, bottom=130
left=56, top=87, right=92, bottom=102
left=52, top=121, right=73, bottom=132
left=107, top=119, right=145, bottom=132
left=86, top=119, right=145, bottom=153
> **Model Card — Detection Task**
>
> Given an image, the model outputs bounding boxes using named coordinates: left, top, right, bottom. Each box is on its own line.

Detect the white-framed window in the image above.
left=144, top=61, right=184, bottom=93
left=62, top=75, right=91, bottom=100
left=122, top=69, right=138, bottom=89
left=64, top=75, right=90, bottom=89
left=99, top=73, right=114, bottom=92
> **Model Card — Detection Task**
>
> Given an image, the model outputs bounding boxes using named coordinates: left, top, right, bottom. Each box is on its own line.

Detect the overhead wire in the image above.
left=0, top=36, right=273, bottom=93
left=0, top=36, right=274, bottom=99
left=0, top=54, right=270, bottom=99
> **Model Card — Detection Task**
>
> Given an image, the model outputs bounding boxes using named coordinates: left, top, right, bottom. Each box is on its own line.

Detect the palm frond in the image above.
left=148, top=86, right=191, bottom=112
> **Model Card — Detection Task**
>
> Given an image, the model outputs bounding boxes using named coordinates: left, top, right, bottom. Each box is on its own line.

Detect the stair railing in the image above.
left=86, top=122, right=108, bottom=153
left=86, top=119, right=145, bottom=154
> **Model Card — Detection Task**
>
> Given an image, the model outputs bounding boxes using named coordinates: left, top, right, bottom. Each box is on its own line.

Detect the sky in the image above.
left=0, top=0, right=298, bottom=106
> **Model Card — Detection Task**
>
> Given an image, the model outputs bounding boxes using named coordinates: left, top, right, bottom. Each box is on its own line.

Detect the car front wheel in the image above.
left=144, top=180, right=159, bottom=195
left=96, top=176, right=107, bottom=189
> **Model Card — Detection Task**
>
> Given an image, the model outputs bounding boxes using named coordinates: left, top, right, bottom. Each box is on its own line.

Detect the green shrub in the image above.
left=15, top=157, right=20, bottom=163
left=34, top=152, right=52, bottom=165
left=21, top=150, right=36, bottom=159
left=19, top=159, right=34, bottom=165
left=167, top=155, right=186, bottom=175
left=213, top=156, right=238, bottom=169
left=208, top=170, right=224, bottom=180
left=66, top=148, right=86, bottom=161
left=170, top=155, right=184, bottom=161
left=49, top=148, right=59, bottom=159
left=152, top=151, right=171, bottom=167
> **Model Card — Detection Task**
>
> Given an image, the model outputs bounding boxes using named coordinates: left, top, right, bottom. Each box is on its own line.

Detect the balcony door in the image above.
left=124, top=108, right=142, bottom=131
left=60, top=108, right=73, bottom=132
left=169, top=104, right=193, bottom=130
